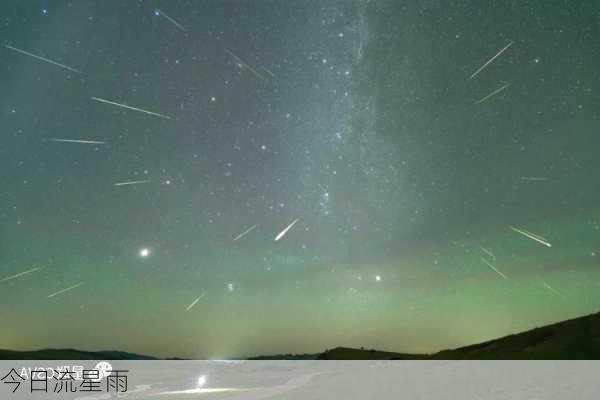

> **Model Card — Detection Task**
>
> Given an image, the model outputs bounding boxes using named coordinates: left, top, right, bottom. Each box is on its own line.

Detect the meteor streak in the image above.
left=469, top=41, right=514, bottom=79
left=48, top=138, right=107, bottom=145
left=233, top=224, right=257, bottom=241
left=155, top=8, right=187, bottom=32
left=113, top=180, right=151, bottom=186
left=91, top=97, right=171, bottom=120
left=47, top=282, right=83, bottom=298
left=475, top=84, right=510, bottom=104
left=509, top=226, right=552, bottom=247
left=479, top=246, right=496, bottom=260
left=541, top=281, right=566, bottom=299
left=4, top=44, right=81, bottom=73
left=262, top=67, right=278, bottom=80
left=225, top=49, right=267, bottom=81
left=1, top=267, right=44, bottom=283
left=275, top=218, right=300, bottom=241
left=186, top=292, right=206, bottom=311
left=520, top=177, right=549, bottom=181
left=481, top=258, right=508, bottom=279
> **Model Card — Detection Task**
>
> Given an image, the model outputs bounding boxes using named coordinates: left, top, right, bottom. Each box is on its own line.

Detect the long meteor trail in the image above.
left=541, top=281, right=566, bottom=299
left=470, top=41, right=514, bottom=79
left=4, top=44, right=81, bottom=73
left=475, top=84, right=510, bottom=104
left=510, top=226, right=552, bottom=247
left=225, top=49, right=267, bottom=81
left=1, top=267, right=44, bottom=283
left=520, top=177, right=549, bottom=182
left=480, top=246, right=496, bottom=260
left=113, top=180, right=151, bottom=186
left=481, top=258, right=508, bottom=279
left=48, top=138, right=107, bottom=145
left=155, top=8, right=187, bottom=32
left=233, top=224, right=257, bottom=241
left=47, top=282, right=83, bottom=298
left=91, top=97, right=171, bottom=120
left=275, top=218, right=300, bottom=241
left=186, top=292, right=206, bottom=311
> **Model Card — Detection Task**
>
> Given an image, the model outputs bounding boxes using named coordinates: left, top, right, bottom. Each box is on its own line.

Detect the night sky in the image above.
left=1, top=0, right=600, bottom=359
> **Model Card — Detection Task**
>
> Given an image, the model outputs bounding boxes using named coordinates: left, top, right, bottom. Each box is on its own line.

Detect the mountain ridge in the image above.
left=3, top=310, right=600, bottom=360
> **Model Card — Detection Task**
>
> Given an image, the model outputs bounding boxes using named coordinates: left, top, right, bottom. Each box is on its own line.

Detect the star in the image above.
left=139, top=248, right=150, bottom=258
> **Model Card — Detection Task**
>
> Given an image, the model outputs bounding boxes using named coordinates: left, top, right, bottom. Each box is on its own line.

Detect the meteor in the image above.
left=4, top=44, right=81, bottom=73
left=48, top=138, right=107, bottom=145
left=113, top=180, right=151, bottom=186
left=275, top=218, right=299, bottom=241
left=479, top=246, right=496, bottom=260
left=186, top=292, right=206, bottom=311
left=541, top=281, right=566, bottom=299
left=475, top=83, right=510, bottom=104
left=262, top=67, right=278, bottom=80
left=47, top=282, right=83, bottom=298
left=233, top=224, right=257, bottom=241
left=520, top=177, right=549, bottom=181
left=91, top=96, right=171, bottom=120
left=469, top=41, right=514, bottom=79
left=225, top=49, right=267, bottom=81
left=481, top=258, right=508, bottom=279
left=1, top=267, right=44, bottom=283
left=155, top=8, right=187, bottom=32
left=509, top=226, right=552, bottom=247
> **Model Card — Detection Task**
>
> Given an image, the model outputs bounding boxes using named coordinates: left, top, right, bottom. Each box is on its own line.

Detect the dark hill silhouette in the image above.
left=433, top=310, right=600, bottom=359
left=249, top=310, right=600, bottom=360
left=318, top=347, right=426, bottom=360
left=3, top=311, right=600, bottom=360
left=247, top=347, right=424, bottom=360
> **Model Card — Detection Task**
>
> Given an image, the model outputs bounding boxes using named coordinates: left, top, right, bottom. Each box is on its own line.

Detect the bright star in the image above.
left=139, top=248, right=150, bottom=258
